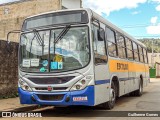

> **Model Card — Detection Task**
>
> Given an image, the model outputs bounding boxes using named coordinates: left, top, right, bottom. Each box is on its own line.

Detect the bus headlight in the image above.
left=19, top=79, right=32, bottom=91
left=70, top=76, right=92, bottom=91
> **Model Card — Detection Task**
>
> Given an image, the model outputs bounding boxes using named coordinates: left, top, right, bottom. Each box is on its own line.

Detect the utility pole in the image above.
left=151, top=39, right=154, bottom=68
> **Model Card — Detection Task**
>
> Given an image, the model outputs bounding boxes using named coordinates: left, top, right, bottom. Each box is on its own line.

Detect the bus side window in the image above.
left=116, top=33, right=126, bottom=59
left=138, top=46, right=144, bottom=63
left=93, top=25, right=107, bottom=64
left=106, top=27, right=117, bottom=57
left=125, top=38, right=134, bottom=60
left=146, top=50, right=149, bottom=64
left=133, top=42, right=139, bottom=61
left=143, top=48, right=148, bottom=64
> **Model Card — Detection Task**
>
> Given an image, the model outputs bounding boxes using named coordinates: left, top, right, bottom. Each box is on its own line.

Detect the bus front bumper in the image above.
left=18, top=86, right=94, bottom=106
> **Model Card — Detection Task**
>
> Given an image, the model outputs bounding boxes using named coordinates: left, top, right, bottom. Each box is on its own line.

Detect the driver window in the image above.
left=93, top=25, right=107, bottom=64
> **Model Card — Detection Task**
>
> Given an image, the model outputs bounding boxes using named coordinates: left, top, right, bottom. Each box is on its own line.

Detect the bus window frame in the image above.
left=139, top=45, right=145, bottom=63
left=143, top=48, right=149, bottom=64
left=142, top=47, right=145, bottom=63
left=146, top=50, right=149, bottom=64
left=92, top=23, right=108, bottom=65
left=125, top=37, right=134, bottom=61
left=132, top=42, right=140, bottom=62
left=124, top=37, right=128, bottom=59
left=105, top=26, right=118, bottom=58
left=116, top=32, right=127, bottom=59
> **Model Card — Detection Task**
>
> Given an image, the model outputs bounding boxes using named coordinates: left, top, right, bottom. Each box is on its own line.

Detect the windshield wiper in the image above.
left=54, top=25, right=71, bottom=44
left=52, top=25, right=71, bottom=64
left=33, top=29, right=44, bottom=46
left=28, top=29, right=45, bottom=57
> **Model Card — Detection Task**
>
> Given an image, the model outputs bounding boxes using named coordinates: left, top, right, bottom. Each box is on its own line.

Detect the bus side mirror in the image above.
left=97, top=28, right=105, bottom=41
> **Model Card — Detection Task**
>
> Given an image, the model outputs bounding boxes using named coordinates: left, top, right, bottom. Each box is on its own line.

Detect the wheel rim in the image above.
left=139, top=83, right=142, bottom=93
left=110, top=88, right=116, bottom=104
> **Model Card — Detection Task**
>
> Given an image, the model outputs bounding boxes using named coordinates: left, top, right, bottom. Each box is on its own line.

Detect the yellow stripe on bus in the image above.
left=109, top=59, right=149, bottom=72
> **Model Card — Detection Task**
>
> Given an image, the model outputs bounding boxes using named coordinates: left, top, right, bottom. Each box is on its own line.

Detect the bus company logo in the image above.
left=47, top=86, right=53, bottom=91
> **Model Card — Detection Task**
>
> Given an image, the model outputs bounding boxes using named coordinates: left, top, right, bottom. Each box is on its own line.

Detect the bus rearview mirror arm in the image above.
left=6, top=30, right=21, bottom=53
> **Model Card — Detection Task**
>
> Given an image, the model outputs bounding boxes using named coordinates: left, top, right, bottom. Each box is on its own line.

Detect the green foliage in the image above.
left=138, top=39, right=160, bottom=53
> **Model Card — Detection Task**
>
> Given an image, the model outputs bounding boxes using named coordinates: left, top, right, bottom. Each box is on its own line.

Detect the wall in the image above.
left=0, top=0, right=83, bottom=98
left=148, top=53, right=160, bottom=67
left=0, top=40, right=18, bottom=98
left=0, top=0, right=61, bottom=42
left=0, top=0, right=61, bottom=98
left=62, top=0, right=82, bottom=9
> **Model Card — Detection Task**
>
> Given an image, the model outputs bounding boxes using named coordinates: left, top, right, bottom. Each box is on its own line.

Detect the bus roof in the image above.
left=25, top=8, right=146, bottom=48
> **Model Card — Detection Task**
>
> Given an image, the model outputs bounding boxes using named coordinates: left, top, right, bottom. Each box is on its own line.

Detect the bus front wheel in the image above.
left=101, top=82, right=116, bottom=110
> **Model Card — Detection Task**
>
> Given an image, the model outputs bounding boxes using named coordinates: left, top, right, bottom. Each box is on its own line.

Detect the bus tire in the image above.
left=101, top=82, right=116, bottom=110
left=134, top=80, right=143, bottom=96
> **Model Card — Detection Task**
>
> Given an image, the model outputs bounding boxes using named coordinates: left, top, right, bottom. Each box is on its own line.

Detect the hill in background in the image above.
left=138, top=39, right=160, bottom=53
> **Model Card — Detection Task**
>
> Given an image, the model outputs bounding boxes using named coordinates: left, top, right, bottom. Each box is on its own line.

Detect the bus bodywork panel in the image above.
left=108, top=58, right=150, bottom=96
left=94, top=64, right=110, bottom=105
left=18, top=85, right=95, bottom=106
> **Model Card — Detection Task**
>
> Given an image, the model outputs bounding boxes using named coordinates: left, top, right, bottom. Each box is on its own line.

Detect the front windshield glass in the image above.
left=20, top=26, right=90, bottom=73
left=20, top=30, right=50, bottom=72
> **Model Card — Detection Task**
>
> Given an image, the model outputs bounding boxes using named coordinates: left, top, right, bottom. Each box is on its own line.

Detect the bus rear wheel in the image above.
left=101, top=82, right=116, bottom=110
left=130, top=79, right=143, bottom=96
left=134, top=80, right=143, bottom=96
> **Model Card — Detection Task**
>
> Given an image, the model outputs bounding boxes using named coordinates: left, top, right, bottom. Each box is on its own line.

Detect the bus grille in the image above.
left=35, top=87, right=68, bottom=91
left=28, top=76, right=75, bottom=84
left=37, top=94, right=64, bottom=101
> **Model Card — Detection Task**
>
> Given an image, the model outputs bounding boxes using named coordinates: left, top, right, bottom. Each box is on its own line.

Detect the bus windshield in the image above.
left=19, top=26, right=90, bottom=73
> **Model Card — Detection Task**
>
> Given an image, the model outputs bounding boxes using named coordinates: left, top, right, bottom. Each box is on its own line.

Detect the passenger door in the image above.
left=92, top=22, right=110, bottom=105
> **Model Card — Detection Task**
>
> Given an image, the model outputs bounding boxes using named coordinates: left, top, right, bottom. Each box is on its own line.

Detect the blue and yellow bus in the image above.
left=16, top=8, right=149, bottom=109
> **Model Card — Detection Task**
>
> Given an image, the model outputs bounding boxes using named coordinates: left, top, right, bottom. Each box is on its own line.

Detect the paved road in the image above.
left=1, top=78, right=160, bottom=120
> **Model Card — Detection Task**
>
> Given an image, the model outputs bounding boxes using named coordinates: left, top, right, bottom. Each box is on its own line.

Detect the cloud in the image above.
left=151, top=16, right=158, bottom=24
left=82, top=0, right=147, bottom=16
left=0, top=0, right=19, bottom=4
left=150, top=0, right=160, bottom=11
left=156, top=4, right=160, bottom=11
left=146, top=25, right=160, bottom=34
left=131, top=11, right=141, bottom=15
left=146, top=16, right=160, bottom=34
left=151, top=0, right=160, bottom=3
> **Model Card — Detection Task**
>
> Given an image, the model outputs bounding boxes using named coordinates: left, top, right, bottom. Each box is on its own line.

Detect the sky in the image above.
left=82, top=0, right=160, bottom=39
left=0, top=0, right=160, bottom=39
